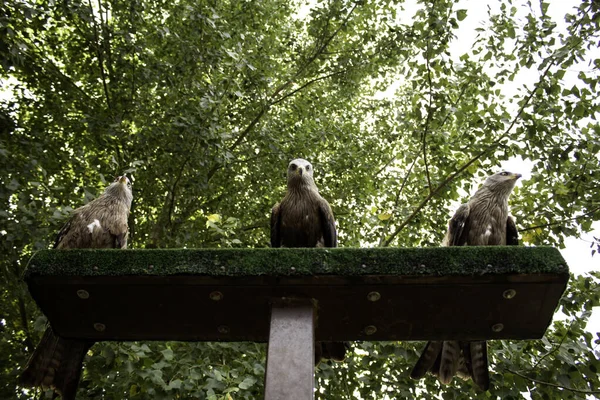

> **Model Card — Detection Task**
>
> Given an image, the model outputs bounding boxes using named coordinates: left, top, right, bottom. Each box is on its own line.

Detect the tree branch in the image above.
left=505, top=368, right=600, bottom=395
left=520, top=206, right=600, bottom=232
left=382, top=145, right=489, bottom=247
left=378, top=156, right=418, bottom=247
left=532, top=320, right=574, bottom=370
left=88, top=0, right=111, bottom=110
left=422, top=31, right=434, bottom=192
left=382, top=45, right=561, bottom=247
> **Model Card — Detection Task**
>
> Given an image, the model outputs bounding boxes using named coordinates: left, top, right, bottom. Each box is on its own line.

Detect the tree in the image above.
left=1, top=0, right=599, bottom=398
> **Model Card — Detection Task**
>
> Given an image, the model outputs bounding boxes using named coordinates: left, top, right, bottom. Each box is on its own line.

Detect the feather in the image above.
left=20, top=175, right=133, bottom=399
left=411, top=171, right=521, bottom=391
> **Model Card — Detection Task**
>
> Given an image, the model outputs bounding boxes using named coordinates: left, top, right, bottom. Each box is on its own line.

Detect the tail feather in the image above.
left=19, top=327, right=93, bottom=399
left=410, top=341, right=442, bottom=379
left=320, top=341, right=349, bottom=361
left=438, top=341, right=460, bottom=384
left=412, top=340, right=489, bottom=390
left=468, top=341, right=490, bottom=391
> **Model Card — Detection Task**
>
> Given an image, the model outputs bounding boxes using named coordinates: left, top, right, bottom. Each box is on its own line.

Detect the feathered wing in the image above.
left=445, top=203, right=470, bottom=246
left=506, top=216, right=519, bottom=245
left=318, top=199, right=337, bottom=248
left=270, top=204, right=282, bottom=248
left=315, top=196, right=347, bottom=361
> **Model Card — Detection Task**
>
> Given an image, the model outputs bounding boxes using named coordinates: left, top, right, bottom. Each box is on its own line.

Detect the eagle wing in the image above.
left=270, top=203, right=282, bottom=248
left=506, top=216, right=519, bottom=245
left=445, top=203, right=470, bottom=246
left=53, top=219, right=73, bottom=249
left=317, top=199, right=337, bottom=248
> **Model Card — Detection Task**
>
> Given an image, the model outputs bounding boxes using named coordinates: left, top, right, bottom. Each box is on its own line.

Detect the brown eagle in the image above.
left=19, top=175, right=133, bottom=399
left=410, top=171, right=521, bottom=391
left=270, top=158, right=346, bottom=361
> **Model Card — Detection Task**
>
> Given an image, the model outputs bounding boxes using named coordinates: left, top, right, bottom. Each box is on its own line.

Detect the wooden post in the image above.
left=265, top=299, right=315, bottom=400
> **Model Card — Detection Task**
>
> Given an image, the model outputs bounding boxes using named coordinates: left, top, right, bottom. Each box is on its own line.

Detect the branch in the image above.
left=505, top=368, right=600, bottom=395
left=378, top=156, right=418, bottom=247
left=271, top=68, right=349, bottom=106
left=87, top=0, right=111, bottom=109
left=209, top=4, right=361, bottom=183
left=532, top=320, right=574, bottom=369
left=422, top=29, right=434, bottom=192
left=520, top=206, right=600, bottom=232
left=382, top=46, right=561, bottom=247
left=295, top=3, right=359, bottom=80
left=382, top=145, right=489, bottom=246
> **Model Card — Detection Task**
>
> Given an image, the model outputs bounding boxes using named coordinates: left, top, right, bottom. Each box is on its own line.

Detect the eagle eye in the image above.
left=306, top=165, right=311, bottom=171
left=290, top=164, right=297, bottom=170
left=500, top=172, right=508, bottom=176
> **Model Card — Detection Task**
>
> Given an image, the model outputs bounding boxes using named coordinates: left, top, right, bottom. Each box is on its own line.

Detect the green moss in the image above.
left=24, top=247, right=569, bottom=279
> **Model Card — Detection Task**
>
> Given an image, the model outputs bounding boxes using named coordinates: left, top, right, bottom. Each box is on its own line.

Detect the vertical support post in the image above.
left=265, top=299, right=315, bottom=400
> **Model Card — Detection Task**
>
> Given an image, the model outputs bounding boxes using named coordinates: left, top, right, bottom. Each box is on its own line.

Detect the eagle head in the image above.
left=105, top=173, right=133, bottom=205
left=484, top=171, right=522, bottom=194
left=287, top=158, right=315, bottom=187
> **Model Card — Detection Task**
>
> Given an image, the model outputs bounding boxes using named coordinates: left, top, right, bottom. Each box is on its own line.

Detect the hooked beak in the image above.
left=297, top=167, right=303, bottom=177
left=119, top=174, right=128, bottom=184
left=514, top=173, right=522, bottom=179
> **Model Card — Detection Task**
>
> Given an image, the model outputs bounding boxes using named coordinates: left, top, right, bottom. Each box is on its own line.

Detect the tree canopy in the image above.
left=1, top=0, right=599, bottom=398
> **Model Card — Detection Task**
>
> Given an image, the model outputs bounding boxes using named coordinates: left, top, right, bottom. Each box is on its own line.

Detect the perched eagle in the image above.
left=410, top=171, right=522, bottom=391
left=20, top=175, right=133, bottom=400
left=271, top=158, right=346, bottom=361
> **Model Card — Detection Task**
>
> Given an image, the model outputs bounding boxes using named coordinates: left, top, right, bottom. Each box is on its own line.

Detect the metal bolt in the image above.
left=94, top=323, right=106, bottom=332
left=503, top=289, right=517, bottom=299
left=367, top=291, right=381, bottom=302
left=492, top=323, right=504, bottom=333
left=209, top=291, right=224, bottom=301
left=364, top=325, right=377, bottom=335
left=77, top=290, right=90, bottom=299
left=217, top=325, right=230, bottom=334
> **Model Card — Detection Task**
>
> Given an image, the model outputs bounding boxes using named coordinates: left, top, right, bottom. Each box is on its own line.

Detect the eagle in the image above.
left=270, top=158, right=346, bottom=361
left=410, top=171, right=522, bottom=391
left=19, top=175, right=133, bottom=399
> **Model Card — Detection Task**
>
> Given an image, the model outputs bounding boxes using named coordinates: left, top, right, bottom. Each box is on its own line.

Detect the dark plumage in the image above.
left=20, top=175, right=133, bottom=399
left=271, top=159, right=336, bottom=248
left=271, top=158, right=345, bottom=362
left=410, top=171, right=521, bottom=391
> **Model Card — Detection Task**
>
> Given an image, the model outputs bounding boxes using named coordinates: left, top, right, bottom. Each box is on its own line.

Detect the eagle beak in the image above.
left=119, top=175, right=128, bottom=184
left=514, top=173, right=522, bottom=179
left=297, top=167, right=303, bottom=176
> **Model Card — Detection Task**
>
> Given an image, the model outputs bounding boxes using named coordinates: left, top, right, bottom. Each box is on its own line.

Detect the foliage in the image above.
left=1, top=0, right=599, bottom=398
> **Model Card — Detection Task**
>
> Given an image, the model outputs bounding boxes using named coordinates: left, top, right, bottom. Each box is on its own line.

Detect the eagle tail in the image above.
left=410, top=341, right=442, bottom=379
left=19, top=327, right=92, bottom=400
left=438, top=341, right=460, bottom=384
left=319, top=341, right=349, bottom=362
left=466, top=341, right=490, bottom=391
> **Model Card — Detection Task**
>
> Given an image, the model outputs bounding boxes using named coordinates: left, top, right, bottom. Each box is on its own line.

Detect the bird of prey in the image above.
left=271, top=158, right=346, bottom=361
left=410, top=171, right=522, bottom=391
left=19, top=175, right=133, bottom=400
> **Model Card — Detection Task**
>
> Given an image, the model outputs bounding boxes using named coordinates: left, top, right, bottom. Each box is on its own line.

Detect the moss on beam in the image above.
left=24, top=247, right=568, bottom=278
